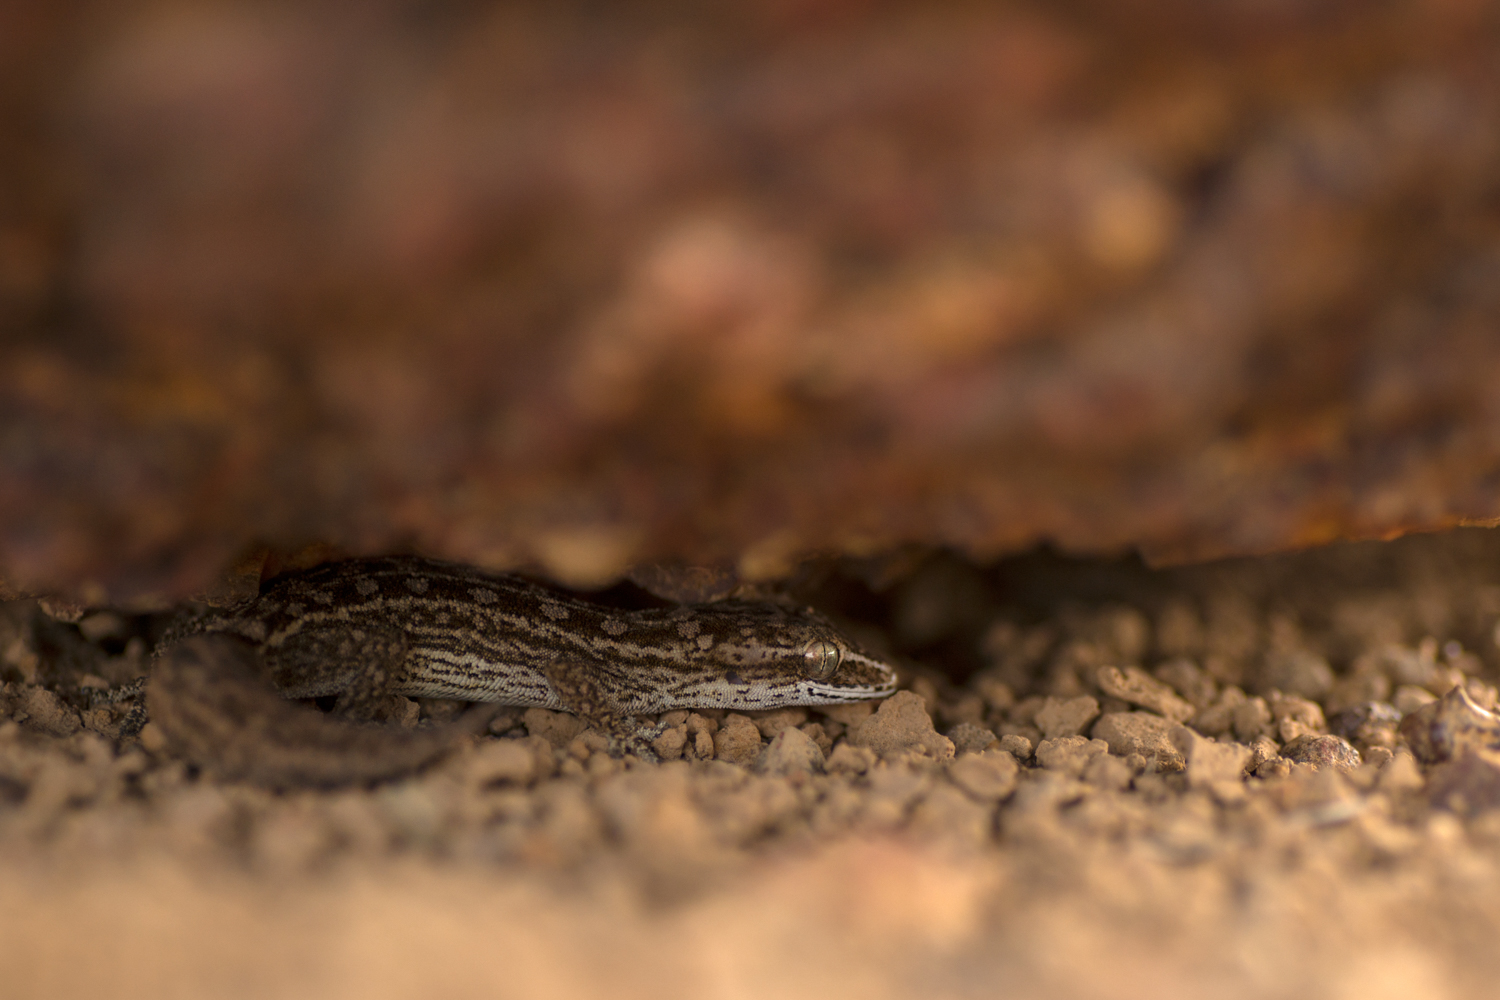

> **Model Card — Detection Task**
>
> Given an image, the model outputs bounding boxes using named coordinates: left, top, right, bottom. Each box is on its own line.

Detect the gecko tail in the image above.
left=148, top=633, right=492, bottom=789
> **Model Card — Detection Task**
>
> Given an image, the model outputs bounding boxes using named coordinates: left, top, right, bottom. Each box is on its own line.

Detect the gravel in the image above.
left=7, top=531, right=1500, bottom=998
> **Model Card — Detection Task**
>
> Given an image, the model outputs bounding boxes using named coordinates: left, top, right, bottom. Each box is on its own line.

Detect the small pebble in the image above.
left=826, top=743, right=876, bottom=776
left=1170, top=726, right=1251, bottom=787
left=1282, top=734, right=1361, bottom=771
left=466, top=739, right=537, bottom=787
left=747, top=708, right=807, bottom=739
left=998, top=734, right=1033, bottom=760
left=713, top=714, right=763, bottom=767
left=848, top=691, right=955, bottom=760
left=1091, top=712, right=1184, bottom=771
left=1034, top=736, right=1109, bottom=776
left=757, top=726, right=825, bottom=776
left=946, top=722, right=999, bottom=754
left=1268, top=692, right=1326, bottom=743
left=1095, top=666, right=1195, bottom=723
left=948, top=750, right=1019, bottom=801
left=1034, top=696, right=1100, bottom=740
left=524, top=708, right=587, bottom=748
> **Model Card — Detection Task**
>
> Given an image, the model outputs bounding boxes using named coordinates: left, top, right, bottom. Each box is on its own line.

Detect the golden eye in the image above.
left=803, top=640, right=841, bottom=680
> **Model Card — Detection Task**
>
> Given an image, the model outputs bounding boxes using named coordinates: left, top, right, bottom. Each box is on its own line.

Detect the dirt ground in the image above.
left=7, top=530, right=1500, bottom=1000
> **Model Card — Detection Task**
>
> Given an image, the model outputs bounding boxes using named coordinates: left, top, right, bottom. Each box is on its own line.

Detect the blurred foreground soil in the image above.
left=7, top=530, right=1500, bottom=999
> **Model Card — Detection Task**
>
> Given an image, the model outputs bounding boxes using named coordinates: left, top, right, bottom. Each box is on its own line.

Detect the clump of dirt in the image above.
left=7, top=530, right=1500, bottom=999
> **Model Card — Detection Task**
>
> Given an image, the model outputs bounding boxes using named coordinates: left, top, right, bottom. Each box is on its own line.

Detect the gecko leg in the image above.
left=258, top=624, right=410, bottom=720
left=543, top=656, right=662, bottom=760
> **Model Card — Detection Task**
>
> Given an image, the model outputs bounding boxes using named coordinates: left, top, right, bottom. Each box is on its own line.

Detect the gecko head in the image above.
left=695, top=601, right=899, bottom=705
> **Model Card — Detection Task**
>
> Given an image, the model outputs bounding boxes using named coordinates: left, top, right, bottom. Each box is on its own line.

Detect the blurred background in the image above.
left=3, top=0, right=1499, bottom=602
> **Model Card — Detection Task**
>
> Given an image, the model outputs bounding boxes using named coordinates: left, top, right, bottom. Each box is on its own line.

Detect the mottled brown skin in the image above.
left=148, top=557, right=898, bottom=786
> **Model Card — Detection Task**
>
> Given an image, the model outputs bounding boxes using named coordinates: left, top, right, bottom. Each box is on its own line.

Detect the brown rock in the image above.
left=524, top=708, right=586, bottom=750
left=848, top=692, right=955, bottom=761
left=1373, top=642, right=1441, bottom=689
left=593, top=766, right=714, bottom=874
left=1363, top=746, right=1394, bottom=769
left=998, top=734, right=1034, bottom=761
left=798, top=723, right=833, bottom=757
left=1231, top=696, right=1274, bottom=742
left=1006, top=697, right=1046, bottom=729
left=1034, top=696, right=1101, bottom=740
left=137, top=722, right=168, bottom=754
left=684, top=714, right=719, bottom=761
left=1268, top=692, right=1326, bottom=743
left=1247, top=736, right=1281, bottom=772
left=1153, top=658, right=1218, bottom=710
left=1190, top=686, right=1247, bottom=737
left=1328, top=702, right=1401, bottom=755
left=1281, top=734, right=1361, bottom=772
left=1169, top=726, right=1252, bottom=788
left=1095, top=666, right=1195, bottom=723
left=1034, top=736, right=1110, bottom=776
left=464, top=739, right=537, bottom=788
left=1091, top=713, right=1184, bottom=771
left=947, top=750, right=1020, bottom=802
left=712, top=714, right=763, bottom=767
left=819, top=703, right=876, bottom=729
left=1255, top=755, right=1292, bottom=780
left=651, top=724, right=689, bottom=761
left=825, top=743, right=877, bottom=776
left=566, top=730, right=611, bottom=761
left=747, top=708, right=808, bottom=740
left=1427, top=750, right=1500, bottom=815
left=17, top=687, right=80, bottom=737
left=757, top=726, right=825, bottom=776
left=1398, top=684, right=1500, bottom=765
left=941, top=693, right=987, bottom=730
left=946, top=722, right=999, bottom=755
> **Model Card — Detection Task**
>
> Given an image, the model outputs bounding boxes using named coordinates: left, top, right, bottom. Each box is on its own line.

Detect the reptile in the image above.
left=144, top=556, right=899, bottom=786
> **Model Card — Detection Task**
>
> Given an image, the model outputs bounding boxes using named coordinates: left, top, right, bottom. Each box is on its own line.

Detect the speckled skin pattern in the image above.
left=152, top=557, right=897, bottom=774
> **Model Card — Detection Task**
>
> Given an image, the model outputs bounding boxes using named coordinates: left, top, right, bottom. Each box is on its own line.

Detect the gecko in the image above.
left=145, top=556, right=899, bottom=786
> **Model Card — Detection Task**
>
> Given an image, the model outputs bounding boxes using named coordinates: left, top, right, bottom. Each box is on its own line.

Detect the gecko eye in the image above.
left=802, top=640, right=841, bottom=680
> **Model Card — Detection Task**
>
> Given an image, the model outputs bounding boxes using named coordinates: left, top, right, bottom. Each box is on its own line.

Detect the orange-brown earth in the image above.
left=7, top=531, right=1500, bottom=998
left=6, top=2, right=1500, bottom=997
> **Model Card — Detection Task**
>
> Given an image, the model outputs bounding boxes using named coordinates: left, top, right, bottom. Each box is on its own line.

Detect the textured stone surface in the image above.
left=1034, top=736, right=1110, bottom=777
left=946, top=722, right=1000, bottom=755
left=1170, top=726, right=1251, bottom=788
left=1095, top=667, right=1194, bottom=723
left=756, top=725, right=825, bottom=776
left=712, top=714, right=763, bottom=767
left=4, top=2, right=1500, bottom=600
left=1399, top=684, right=1500, bottom=765
left=1034, top=696, right=1101, bottom=740
left=1092, top=712, right=1184, bottom=771
left=1427, top=749, right=1500, bottom=815
left=1282, top=734, right=1362, bottom=772
left=848, top=692, right=955, bottom=761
